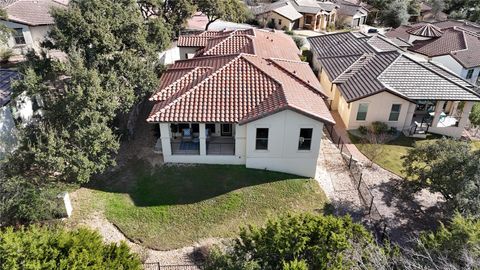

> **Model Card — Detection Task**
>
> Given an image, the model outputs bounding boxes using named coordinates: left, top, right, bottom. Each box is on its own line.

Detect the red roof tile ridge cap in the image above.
left=150, top=66, right=213, bottom=101
left=154, top=54, right=245, bottom=113
left=286, top=104, right=335, bottom=124
left=241, top=54, right=285, bottom=88
left=268, top=58, right=328, bottom=97
left=269, top=57, right=306, bottom=64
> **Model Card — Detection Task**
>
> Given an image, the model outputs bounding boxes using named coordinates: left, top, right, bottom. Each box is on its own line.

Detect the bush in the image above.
left=0, top=48, right=13, bottom=63
left=292, top=36, right=305, bottom=49
left=284, top=29, right=294, bottom=35
left=371, top=121, right=389, bottom=134
left=301, top=50, right=313, bottom=65
left=358, top=125, right=368, bottom=135
left=204, top=214, right=386, bottom=269
left=0, top=225, right=142, bottom=269
left=388, top=127, right=398, bottom=135
left=267, top=20, right=275, bottom=29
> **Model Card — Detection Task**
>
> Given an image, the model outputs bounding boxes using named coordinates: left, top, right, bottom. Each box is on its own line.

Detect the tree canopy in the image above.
left=196, top=0, right=251, bottom=30
left=204, top=214, right=391, bottom=270
left=403, top=138, right=480, bottom=217
left=0, top=225, right=142, bottom=269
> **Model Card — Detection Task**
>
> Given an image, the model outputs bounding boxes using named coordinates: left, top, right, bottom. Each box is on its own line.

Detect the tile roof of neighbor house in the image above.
left=179, top=29, right=301, bottom=61
left=406, top=23, right=443, bottom=37
left=310, top=32, right=480, bottom=102
left=2, top=0, right=67, bottom=26
left=335, top=0, right=368, bottom=16
left=251, top=0, right=303, bottom=21
left=148, top=30, right=334, bottom=125
left=0, top=69, right=19, bottom=107
left=386, top=21, right=480, bottom=68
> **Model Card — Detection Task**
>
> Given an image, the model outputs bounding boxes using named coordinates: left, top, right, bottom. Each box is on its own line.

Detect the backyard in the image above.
left=350, top=133, right=480, bottom=177
left=69, top=161, right=327, bottom=250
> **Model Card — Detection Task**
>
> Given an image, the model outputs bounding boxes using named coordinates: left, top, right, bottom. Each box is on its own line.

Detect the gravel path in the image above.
left=316, top=133, right=366, bottom=220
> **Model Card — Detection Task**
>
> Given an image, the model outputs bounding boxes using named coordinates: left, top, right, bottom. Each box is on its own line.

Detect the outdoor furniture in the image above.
left=182, top=128, right=192, bottom=141
left=429, top=111, right=447, bottom=122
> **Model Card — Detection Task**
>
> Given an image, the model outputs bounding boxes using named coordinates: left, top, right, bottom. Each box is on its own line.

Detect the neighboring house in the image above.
left=252, top=0, right=338, bottom=31
left=386, top=21, right=480, bottom=85
left=147, top=29, right=334, bottom=177
left=333, top=0, right=369, bottom=29
left=0, top=0, right=67, bottom=55
left=409, top=2, right=447, bottom=23
left=309, top=31, right=480, bottom=138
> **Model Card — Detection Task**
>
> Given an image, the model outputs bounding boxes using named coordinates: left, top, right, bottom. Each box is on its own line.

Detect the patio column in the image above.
left=159, top=123, right=172, bottom=156
left=403, top=102, right=416, bottom=130
left=457, top=101, right=474, bottom=129
left=431, top=100, right=445, bottom=128
left=199, top=123, right=206, bottom=156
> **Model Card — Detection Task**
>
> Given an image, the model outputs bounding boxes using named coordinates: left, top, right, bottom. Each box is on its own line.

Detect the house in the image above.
left=333, top=0, right=369, bottom=29
left=147, top=29, right=334, bottom=177
left=252, top=0, right=338, bottom=31
left=309, top=31, right=480, bottom=138
left=416, top=2, right=447, bottom=22
left=0, top=0, right=67, bottom=55
left=386, top=21, right=480, bottom=85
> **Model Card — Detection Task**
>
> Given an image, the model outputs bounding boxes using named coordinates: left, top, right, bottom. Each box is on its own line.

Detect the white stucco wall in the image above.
left=345, top=91, right=413, bottom=130
left=178, top=47, right=201, bottom=60
left=256, top=11, right=296, bottom=30
left=159, top=46, right=180, bottom=65
left=0, top=20, right=51, bottom=54
left=245, top=110, right=324, bottom=178
left=431, top=55, right=480, bottom=85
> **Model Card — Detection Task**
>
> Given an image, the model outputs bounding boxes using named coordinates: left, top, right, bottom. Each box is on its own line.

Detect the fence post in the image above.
left=337, top=137, right=341, bottom=147
left=357, top=173, right=362, bottom=190
left=340, top=143, right=344, bottom=153
left=348, top=155, right=352, bottom=168
left=368, top=196, right=374, bottom=215
left=157, top=262, right=161, bottom=270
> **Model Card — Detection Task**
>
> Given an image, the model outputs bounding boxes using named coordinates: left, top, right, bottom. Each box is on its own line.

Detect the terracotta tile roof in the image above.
left=406, top=23, right=443, bottom=37
left=177, top=29, right=255, bottom=47
left=195, top=35, right=255, bottom=57
left=147, top=53, right=333, bottom=124
left=3, top=0, right=67, bottom=26
left=386, top=21, right=480, bottom=68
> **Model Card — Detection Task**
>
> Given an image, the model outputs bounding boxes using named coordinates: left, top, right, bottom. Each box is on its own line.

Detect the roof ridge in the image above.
left=241, top=55, right=285, bottom=89
left=150, top=66, right=212, bottom=101
left=333, top=53, right=377, bottom=83
left=152, top=54, right=255, bottom=117
left=269, top=58, right=327, bottom=97
left=202, top=34, right=236, bottom=56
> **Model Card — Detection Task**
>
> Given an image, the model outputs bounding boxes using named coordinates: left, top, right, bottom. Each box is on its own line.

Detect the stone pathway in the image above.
left=316, top=133, right=365, bottom=220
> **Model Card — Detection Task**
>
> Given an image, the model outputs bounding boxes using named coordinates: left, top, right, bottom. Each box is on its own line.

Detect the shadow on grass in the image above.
left=87, top=159, right=307, bottom=207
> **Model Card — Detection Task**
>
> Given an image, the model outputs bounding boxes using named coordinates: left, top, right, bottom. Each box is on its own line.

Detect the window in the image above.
left=388, top=104, right=401, bottom=121
left=278, top=19, right=282, bottom=26
left=305, top=16, right=312, bottom=24
left=356, top=103, right=368, bottom=121
left=255, top=128, right=269, bottom=150
left=13, top=28, right=26, bottom=45
left=466, top=69, right=474, bottom=79
left=206, top=124, right=216, bottom=133
left=298, top=128, right=313, bottom=150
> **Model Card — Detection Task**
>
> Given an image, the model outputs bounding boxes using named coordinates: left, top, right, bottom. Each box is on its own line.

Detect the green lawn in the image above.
left=350, top=133, right=480, bottom=177
left=74, top=161, right=327, bottom=250
left=349, top=133, right=441, bottom=177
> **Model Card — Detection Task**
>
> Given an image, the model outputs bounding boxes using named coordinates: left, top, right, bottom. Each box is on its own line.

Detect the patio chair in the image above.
left=182, top=128, right=192, bottom=141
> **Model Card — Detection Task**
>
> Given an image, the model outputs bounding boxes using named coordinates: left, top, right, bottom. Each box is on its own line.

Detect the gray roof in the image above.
left=290, top=0, right=322, bottom=14
left=379, top=56, right=480, bottom=101
left=3, top=0, right=67, bottom=26
left=0, top=69, right=19, bottom=107
left=310, top=31, right=480, bottom=102
left=308, top=32, right=375, bottom=58
left=335, top=0, right=368, bottom=16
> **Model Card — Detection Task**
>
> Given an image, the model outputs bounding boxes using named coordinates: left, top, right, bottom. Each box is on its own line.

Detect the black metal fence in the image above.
left=324, top=124, right=388, bottom=241
left=143, top=263, right=203, bottom=270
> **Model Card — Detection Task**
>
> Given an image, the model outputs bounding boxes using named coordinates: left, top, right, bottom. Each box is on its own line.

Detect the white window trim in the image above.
left=254, top=126, right=270, bottom=152
left=297, top=126, right=314, bottom=153
left=355, top=103, right=369, bottom=121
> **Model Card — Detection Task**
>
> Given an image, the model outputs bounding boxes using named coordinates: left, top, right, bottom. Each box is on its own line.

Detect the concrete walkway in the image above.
left=330, top=111, right=369, bottom=162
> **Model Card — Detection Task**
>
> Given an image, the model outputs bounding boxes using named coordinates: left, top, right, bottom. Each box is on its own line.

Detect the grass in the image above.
left=73, top=161, right=327, bottom=250
left=350, top=133, right=480, bottom=177
left=349, top=133, right=442, bottom=177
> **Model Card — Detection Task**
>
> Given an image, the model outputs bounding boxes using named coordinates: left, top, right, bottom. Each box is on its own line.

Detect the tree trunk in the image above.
left=205, top=18, right=219, bottom=30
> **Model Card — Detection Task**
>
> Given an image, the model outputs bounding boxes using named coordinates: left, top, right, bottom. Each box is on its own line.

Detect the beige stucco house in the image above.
left=148, top=29, right=334, bottom=177
left=0, top=0, right=67, bottom=56
left=309, top=32, right=480, bottom=138
left=252, top=0, right=338, bottom=31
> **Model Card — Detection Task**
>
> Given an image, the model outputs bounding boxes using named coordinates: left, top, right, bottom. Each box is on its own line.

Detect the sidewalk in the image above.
left=330, top=111, right=369, bottom=163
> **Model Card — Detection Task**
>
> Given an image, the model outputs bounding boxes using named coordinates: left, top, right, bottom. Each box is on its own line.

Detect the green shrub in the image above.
left=371, top=121, right=389, bottom=134
left=204, top=214, right=384, bottom=270
left=388, top=127, right=397, bottom=135
left=0, top=48, right=13, bottom=63
left=358, top=125, right=368, bottom=135
left=292, top=36, right=305, bottom=49
left=0, top=225, right=142, bottom=269
left=267, top=20, right=275, bottom=29
left=284, top=29, right=294, bottom=35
